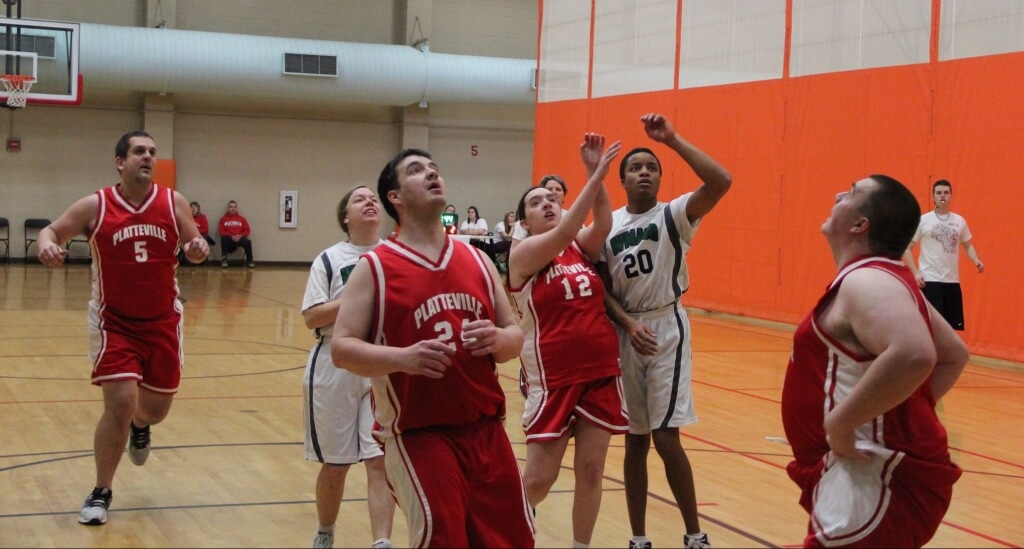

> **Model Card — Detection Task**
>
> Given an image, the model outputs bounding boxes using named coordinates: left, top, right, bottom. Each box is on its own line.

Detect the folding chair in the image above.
left=24, top=218, right=52, bottom=260
left=66, top=232, right=92, bottom=263
left=0, top=218, right=10, bottom=262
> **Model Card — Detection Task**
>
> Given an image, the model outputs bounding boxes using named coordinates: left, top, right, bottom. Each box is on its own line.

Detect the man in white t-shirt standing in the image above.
left=902, top=179, right=984, bottom=331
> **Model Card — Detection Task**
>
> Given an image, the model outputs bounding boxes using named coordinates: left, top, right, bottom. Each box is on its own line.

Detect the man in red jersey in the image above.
left=37, top=130, right=210, bottom=526
left=218, top=200, right=255, bottom=268
left=781, top=175, right=968, bottom=547
left=330, top=149, right=535, bottom=548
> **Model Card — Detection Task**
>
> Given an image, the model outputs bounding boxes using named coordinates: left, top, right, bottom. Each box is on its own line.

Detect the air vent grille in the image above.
left=283, top=53, right=337, bottom=77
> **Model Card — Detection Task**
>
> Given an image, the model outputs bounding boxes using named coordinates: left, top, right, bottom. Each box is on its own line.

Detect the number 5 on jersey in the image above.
left=134, top=241, right=148, bottom=262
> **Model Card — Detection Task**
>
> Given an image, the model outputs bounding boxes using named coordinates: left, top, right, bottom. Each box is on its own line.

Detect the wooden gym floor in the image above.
left=0, top=263, right=1021, bottom=548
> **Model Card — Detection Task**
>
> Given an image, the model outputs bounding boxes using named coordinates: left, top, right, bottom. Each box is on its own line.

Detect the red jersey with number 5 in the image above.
left=365, top=236, right=506, bottom=439
left=90, top=184, right=181, bottom=319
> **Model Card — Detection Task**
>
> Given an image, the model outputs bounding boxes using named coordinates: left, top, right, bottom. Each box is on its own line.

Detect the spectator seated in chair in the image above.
left=491, top=211, right=515, bottom=273
left=218, top=200, right=256, bottom=268
left=179, top=201, right=216, bottom=264
left=459, top=206, right=489, bottom=236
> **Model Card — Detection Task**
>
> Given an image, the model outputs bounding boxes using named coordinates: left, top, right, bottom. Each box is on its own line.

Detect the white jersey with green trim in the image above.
left=600, top=193, right=698, bottom=313
left=301, top=239, right=382, bottom=338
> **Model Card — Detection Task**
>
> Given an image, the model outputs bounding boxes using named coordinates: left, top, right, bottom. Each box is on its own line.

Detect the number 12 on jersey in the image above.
left=560, top=275, right=592, bottom=300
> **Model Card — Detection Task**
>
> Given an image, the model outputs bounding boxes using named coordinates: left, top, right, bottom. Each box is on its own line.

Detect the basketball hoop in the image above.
left=1, top=74, right=35, bottom=109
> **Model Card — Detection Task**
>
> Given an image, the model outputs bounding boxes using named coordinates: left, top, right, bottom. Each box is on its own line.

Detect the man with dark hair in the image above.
left=782, top=175, right=968, bottom=547
left=36, top=130, right=210, bottom=526
left=902, top=179, right=984, bottom=330
left=597, top=113, right=732, bottom=549
left=330, top=149, right=534, bottom=548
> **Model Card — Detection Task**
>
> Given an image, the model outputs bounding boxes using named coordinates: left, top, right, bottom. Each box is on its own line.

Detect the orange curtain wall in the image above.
left=533, top=53, right=1024, bottom=363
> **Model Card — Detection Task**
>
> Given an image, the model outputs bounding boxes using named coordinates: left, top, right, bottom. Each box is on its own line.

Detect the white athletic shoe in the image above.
left=78, top=487, right=112, bottom=525
left=684, top=533, right=710, bottom=548
left=312, top=531, right=334, bottom=549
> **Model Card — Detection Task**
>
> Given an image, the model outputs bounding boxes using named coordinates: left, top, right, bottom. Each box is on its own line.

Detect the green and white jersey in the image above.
left=601, top=193, right=699, bottom=314
left=301, top=239, right=383, bottom=338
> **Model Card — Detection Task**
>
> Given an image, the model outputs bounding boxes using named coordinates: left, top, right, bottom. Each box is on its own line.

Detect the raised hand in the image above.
left=640, top=113, right=676, bottom=144
left=580, top=133, right=606, bottom=176
left=592, top=139, right=622, bottom=180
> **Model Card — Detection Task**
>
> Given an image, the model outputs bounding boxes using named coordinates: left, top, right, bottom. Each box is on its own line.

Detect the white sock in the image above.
left=632, top=536, right=651, bottom=545
left=572, top=541, right=589, bottom=548
left=317, top=523, right=335, bottom=534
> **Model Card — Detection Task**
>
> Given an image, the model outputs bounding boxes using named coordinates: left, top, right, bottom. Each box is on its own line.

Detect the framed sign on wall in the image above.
left=280, top=190, right=298, bottom=228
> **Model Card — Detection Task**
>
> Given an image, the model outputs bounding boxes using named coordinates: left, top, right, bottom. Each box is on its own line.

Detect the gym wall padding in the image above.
left=155, top=159, right=176, bottom=191
left=533, top=53, right=1023, bottom=363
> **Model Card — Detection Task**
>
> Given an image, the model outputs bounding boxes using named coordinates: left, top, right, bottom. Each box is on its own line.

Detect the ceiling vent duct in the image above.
left=78, top=23, right=535, bottom=107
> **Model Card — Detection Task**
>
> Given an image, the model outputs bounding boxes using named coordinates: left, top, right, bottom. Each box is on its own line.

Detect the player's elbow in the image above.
left=331, top=336, right=377, bottom=376
left=901, top=344, right=938, bottom=377
left=301, top=308, right=320, bottom=330
left=492, top=327, right=524, bottom=364
left=946, top=336, right=970, bottom=370
left=714, top=171, right=733, bottom=195
left=330, top=338, right=355, bottom=372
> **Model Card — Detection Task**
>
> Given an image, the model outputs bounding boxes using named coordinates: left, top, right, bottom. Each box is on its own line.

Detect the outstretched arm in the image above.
left=640, top=113, right=732, bottom=224
left=577, top=134, right=618, bottom=260
left=508, top=136, right=620, bottom=285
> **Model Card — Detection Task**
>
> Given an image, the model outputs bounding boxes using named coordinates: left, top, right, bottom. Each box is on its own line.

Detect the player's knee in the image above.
left=574, top=458, right=606, bottom=487
left=102, top=389, right=138, bottom=421
left=524, top=465, right=558, bottom=496
left=138, top=407, right=170, bottom=425
left=625, top=433, right=652, bottom=455
left=105, top=400, right=136, bottom=424
left=321, top=462, right=352, bottom=481
left=364, top=455, right=386, bottom=474
left=651, top=428, right=683, bottom=455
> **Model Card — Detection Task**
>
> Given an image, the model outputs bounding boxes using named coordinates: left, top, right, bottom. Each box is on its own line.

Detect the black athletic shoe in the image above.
left=127, top=422, right=151, bottom=466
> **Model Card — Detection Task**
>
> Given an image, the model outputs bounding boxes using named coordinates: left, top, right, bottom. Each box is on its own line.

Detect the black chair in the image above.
left=65, top=232, right=91, bottom=263
left=0, top=218, right=9, bottom=262
left=24, top=218, right=52, bottom=260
